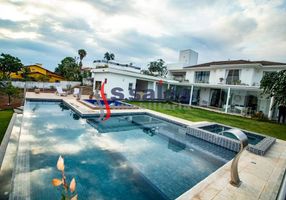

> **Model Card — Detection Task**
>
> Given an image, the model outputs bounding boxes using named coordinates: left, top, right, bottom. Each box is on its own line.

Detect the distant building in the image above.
left=10, top=64, right=65, bottom=82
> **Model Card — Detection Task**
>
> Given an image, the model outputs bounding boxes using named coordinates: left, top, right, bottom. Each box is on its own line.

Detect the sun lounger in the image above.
left=56, top=86, right=67, bottom=96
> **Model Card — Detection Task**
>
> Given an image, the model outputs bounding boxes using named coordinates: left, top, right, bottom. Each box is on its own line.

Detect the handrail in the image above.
left=223, top=128, right=248, bottom=187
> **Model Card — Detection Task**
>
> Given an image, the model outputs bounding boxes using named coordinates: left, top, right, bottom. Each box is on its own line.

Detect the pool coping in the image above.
left=0, top=113, right=17, bottom=169
left=78, top=99, right=139, bottom=110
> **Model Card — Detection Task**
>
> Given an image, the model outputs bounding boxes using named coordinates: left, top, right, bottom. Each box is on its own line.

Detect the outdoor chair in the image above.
left=56, top=86, right=67, bottom=96
left=73, top=88, right=80, bottom=97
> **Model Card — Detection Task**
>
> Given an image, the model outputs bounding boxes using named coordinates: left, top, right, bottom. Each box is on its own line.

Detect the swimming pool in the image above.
left=10, top=100, right=236, bottom=200
left=197, top=124, right=265, bottom=145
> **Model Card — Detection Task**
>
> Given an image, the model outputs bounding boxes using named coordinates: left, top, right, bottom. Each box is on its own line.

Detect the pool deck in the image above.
left=24, top=92, right=286, bottom=200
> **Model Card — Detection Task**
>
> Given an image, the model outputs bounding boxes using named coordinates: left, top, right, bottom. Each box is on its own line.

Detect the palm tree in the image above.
left=104, top=52, right=115, bottom=62
left=78, top=49, right=87, bottom=68
left=109, top=53, right=115, bottom=61
left=104, top=52, right=110, bottom=62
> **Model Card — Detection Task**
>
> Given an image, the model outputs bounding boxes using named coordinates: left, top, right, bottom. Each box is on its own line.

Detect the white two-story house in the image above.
left=168, top=57, right=286, bottom=119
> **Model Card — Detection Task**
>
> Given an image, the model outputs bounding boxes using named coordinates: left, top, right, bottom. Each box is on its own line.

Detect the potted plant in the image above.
left=34, top=86, right=40, bottom=94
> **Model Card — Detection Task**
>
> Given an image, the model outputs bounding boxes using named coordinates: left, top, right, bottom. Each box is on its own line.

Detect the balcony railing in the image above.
left=93, top=60, right=141, bottom=70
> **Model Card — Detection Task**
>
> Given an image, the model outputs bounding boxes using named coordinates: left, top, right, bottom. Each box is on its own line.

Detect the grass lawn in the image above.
left=0, top=110, right=13, bottom=143
left=129, top=102, right=286, bottom=140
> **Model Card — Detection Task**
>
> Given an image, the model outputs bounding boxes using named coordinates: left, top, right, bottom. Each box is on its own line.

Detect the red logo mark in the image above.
left=100, top=82, right=111, bottom=121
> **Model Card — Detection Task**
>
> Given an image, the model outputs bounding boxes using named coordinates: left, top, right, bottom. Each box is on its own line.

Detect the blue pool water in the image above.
left=12, top=100, right=236, bottom=200
left=84, top=99, right=129, bottom=107
left=198, top=124, right=265, bottom=145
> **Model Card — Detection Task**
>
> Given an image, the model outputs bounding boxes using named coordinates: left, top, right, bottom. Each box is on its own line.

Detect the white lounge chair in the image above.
left=73, top=88, right=80, bottom=97
left=56, top=86, right=67, bottom=96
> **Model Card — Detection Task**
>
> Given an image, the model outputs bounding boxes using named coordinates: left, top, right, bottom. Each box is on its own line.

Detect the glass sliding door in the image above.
left=209, top=89, right=227, bottom=109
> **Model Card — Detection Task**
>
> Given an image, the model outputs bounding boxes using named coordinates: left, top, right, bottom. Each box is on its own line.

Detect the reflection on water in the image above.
left=12, top=100, right=235, bottom=200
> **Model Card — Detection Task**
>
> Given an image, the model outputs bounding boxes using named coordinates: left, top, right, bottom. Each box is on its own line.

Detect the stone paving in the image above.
left=24, top=92, right=286, bottom=200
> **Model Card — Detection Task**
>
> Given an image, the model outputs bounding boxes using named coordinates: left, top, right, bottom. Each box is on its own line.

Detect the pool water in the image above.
left=11, top=101, right=236, bottom=200
left=198, top=124, right=265, bottom=145
left=84, top=99, right=129, bottom=107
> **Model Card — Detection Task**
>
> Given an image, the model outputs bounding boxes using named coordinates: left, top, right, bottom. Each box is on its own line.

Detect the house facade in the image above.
left=10, top=64, right=65, bottom=82
left=91, top=50, right=286, bottom=120
left=168, top=59, right=286, bottom=119
left=91, top=60, right=177, bottom=99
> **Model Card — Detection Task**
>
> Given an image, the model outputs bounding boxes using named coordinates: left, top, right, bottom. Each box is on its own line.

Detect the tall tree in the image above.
left=55, top=57, right=81, bottom=81
left=146, top=59, right=167, bottom=77
left=260, top=70, right=286, bottom=107
left=0, top=53, right=23, bottom=80
left=78, top=49, right=87, bottom=68
left=104, top=52, right=115, bottom=62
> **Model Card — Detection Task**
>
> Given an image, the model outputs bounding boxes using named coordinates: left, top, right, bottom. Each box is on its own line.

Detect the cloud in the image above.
left=0, top=0, right=285, bottom=71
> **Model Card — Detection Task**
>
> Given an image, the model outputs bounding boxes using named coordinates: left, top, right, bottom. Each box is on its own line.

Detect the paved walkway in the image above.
left=177, top=139, right=286, bottom=200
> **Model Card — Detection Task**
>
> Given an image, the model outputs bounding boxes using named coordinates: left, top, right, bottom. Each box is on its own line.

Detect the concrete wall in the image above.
left=11, top=81, right=81, bottom=89
left=92, top=72, right=137, bottom=99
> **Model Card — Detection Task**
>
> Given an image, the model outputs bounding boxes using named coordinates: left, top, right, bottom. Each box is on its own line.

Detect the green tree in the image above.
left=78, top=49, right=87, bottom=68
left=260, top=70, right=286, bottom=107
left=0, top=82, right=20, bottom=105
left=104, top=52, right=115, bottom=62
left=0, top=53, right=23, bottom=80
left=146, top=59, right=167, bottom=77
left=21, top=66, right=31, bottom=81
left=55, top=57, right=81, bottom=81
left=37, top=74, right=50, bottom=82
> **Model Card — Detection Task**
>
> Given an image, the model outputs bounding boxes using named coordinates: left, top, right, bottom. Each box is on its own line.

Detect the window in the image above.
left=195, top=71, right=210, bottom=83
left=263, top=71, right=276, bottom=77
left=128, top=83, right=133, bottom=90
left=226, top=69, right=240, bottom=85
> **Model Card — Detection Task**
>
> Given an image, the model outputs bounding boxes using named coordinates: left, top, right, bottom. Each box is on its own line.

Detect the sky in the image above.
left=0, top=0, right=286, bottom=71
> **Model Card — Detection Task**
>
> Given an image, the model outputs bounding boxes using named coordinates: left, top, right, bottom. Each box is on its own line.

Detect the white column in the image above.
left=189, top=85, right=194, bottom=106
left=92, top=76, right=96, bottom=93
left=153, top=82, right=157, bottom=99
left=268, top=96, right=275, bottom=119
left=225, top=87, right=231, bottom=113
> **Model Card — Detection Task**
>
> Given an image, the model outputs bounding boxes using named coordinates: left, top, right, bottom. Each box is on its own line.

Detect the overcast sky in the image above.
left=0, top=0, right=286, bottom=71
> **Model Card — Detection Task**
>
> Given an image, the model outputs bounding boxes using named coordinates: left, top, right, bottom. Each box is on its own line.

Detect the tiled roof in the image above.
left=184, top=60, right=286, bottom=68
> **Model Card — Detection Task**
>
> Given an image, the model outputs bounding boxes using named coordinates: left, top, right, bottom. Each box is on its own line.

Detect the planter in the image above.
left=34, top=89, right=40, bottom=94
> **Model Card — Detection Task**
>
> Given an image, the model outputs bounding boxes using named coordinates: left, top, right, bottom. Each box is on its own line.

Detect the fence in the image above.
left=10, top=81, right=81, bottom=89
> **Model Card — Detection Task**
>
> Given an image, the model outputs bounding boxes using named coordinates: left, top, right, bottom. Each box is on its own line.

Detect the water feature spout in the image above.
left=223, top=128, right=248, bottom=187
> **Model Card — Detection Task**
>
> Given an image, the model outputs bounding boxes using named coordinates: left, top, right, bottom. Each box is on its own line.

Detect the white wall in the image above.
left=11, top=81, right=81, bottom=89
left=92, top=72, right=137, bottom=99
left=240, top=68, right=254, bottom=86
left=179, top=49, right=198, bottom=66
